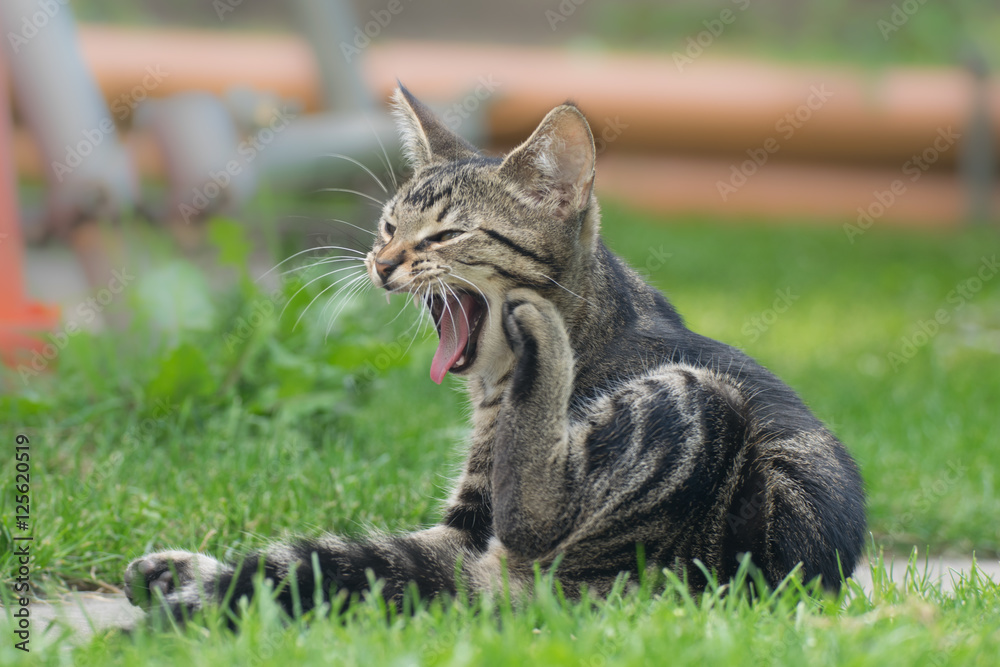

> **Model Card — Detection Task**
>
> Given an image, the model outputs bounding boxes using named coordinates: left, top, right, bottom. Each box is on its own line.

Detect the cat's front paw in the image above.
left=502, top=289, right=563, bottom=357
left=124, top=550, right=227, bottom=615
left=502, top=289, right=572, bottom=397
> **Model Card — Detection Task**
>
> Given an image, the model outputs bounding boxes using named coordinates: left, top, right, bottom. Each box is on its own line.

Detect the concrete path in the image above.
left=849, top=554, right=1000, bottom=594
left=22, top=592, right=145, bottom=647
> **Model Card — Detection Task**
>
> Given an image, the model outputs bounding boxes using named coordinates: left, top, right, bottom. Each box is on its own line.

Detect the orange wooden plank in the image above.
left=595, top=155, right=983, bottom=227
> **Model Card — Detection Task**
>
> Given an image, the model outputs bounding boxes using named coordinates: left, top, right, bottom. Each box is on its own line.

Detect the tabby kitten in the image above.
left=124, top=87, right=866, bottom=618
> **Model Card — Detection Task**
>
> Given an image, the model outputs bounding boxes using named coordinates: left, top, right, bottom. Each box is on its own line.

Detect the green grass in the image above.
left=1, top=206, right=999, bottom=663
left=5, top=553, right=1000, bottom=666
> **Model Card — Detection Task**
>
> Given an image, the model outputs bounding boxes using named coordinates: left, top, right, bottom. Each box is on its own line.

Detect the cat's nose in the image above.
left=375, top=256, right=402, bottom=284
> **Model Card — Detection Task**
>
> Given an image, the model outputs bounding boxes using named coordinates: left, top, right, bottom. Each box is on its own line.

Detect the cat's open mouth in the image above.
left=428, top=290, right=486, bottom=384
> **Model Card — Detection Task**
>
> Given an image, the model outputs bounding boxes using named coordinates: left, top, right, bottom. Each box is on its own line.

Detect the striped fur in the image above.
left=124, top=87, right=866, bottom=620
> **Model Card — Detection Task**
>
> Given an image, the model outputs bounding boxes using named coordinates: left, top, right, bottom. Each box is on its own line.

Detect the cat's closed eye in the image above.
left=427, top=230, right=463, bottom=243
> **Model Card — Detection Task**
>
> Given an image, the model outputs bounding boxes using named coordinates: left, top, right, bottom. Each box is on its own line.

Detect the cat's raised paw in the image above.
left=502, top=289, right=571, bottom=372
left=502, top=290, right=543, bottom=353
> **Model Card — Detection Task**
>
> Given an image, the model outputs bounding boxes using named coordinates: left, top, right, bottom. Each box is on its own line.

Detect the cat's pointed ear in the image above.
left=391, top=85, right=480, bottom=170
left=498, top=103, right=596, bottom=219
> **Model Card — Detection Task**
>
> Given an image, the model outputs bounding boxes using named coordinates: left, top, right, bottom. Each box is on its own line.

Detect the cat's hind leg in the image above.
left=124, top=526, right=475, bottom=619
left=124, top=550, right=230, bottom=619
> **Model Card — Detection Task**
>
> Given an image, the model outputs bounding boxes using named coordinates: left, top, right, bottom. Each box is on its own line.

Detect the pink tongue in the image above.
left=430, top=293, right=474, bottom=384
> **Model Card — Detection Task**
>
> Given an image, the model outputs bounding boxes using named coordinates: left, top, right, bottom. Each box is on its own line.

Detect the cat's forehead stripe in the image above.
left=436, top=199, right=455, bottom=223
left=403, top=179, right=453, bottom=211
left=399, top=157, right=498, bottom=212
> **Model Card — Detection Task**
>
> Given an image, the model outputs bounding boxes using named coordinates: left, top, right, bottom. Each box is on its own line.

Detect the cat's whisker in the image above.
left=402, top=286, right=424, bottom=344
left=382, top=271, right=421, bottom=296
left=415, top=283, right=436, bottom=340
left=380, top=276, right=425, bottom=330
left=446, top=273, right=493, bottom=327
left=419, top=285, right=436, bottom=338
left=280, top=256, right=365, bottom=277
left=258, top=246, right=367, bottom=282
left=402, top=284, right=433, bottom=355
left=281, top=266, right=366, bottom=326
left=329, top=218, right=377, bottom=237
left=323, top=283, right=370, bottom=332
left=298, top=264, right=367, bottom=280
left=436, top=278, right=459, bottom=343
left=441, top=281, right=471, bottom=333
left=292, top=268, right=370, bottom=332
left=318, top=187, right=386, bottom=208
left=324, top=276, right=372, bottom=340
left=367, top=115, right=399, bottom=192
left=318, top=272, right=371, bottom=330
left=540, top=273, right=595, bottom=307
left=283, top=214, right=376, bottom=251
left=385, top=284, right=420, bottom=326
left=276, top=217, right=367, bottom=254
left=324, top=153, right=389, bottom=194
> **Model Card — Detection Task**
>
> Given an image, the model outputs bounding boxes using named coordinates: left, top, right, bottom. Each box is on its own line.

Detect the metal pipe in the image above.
left=0, top=0, right=136, bottom=236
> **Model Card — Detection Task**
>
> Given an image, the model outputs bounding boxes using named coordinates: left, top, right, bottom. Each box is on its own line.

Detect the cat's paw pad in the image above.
left=502, top=301, right=537, bottom=357
left=124, top=550, right=224, bottom=610
left=502, top=289, right=567, bottom=359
